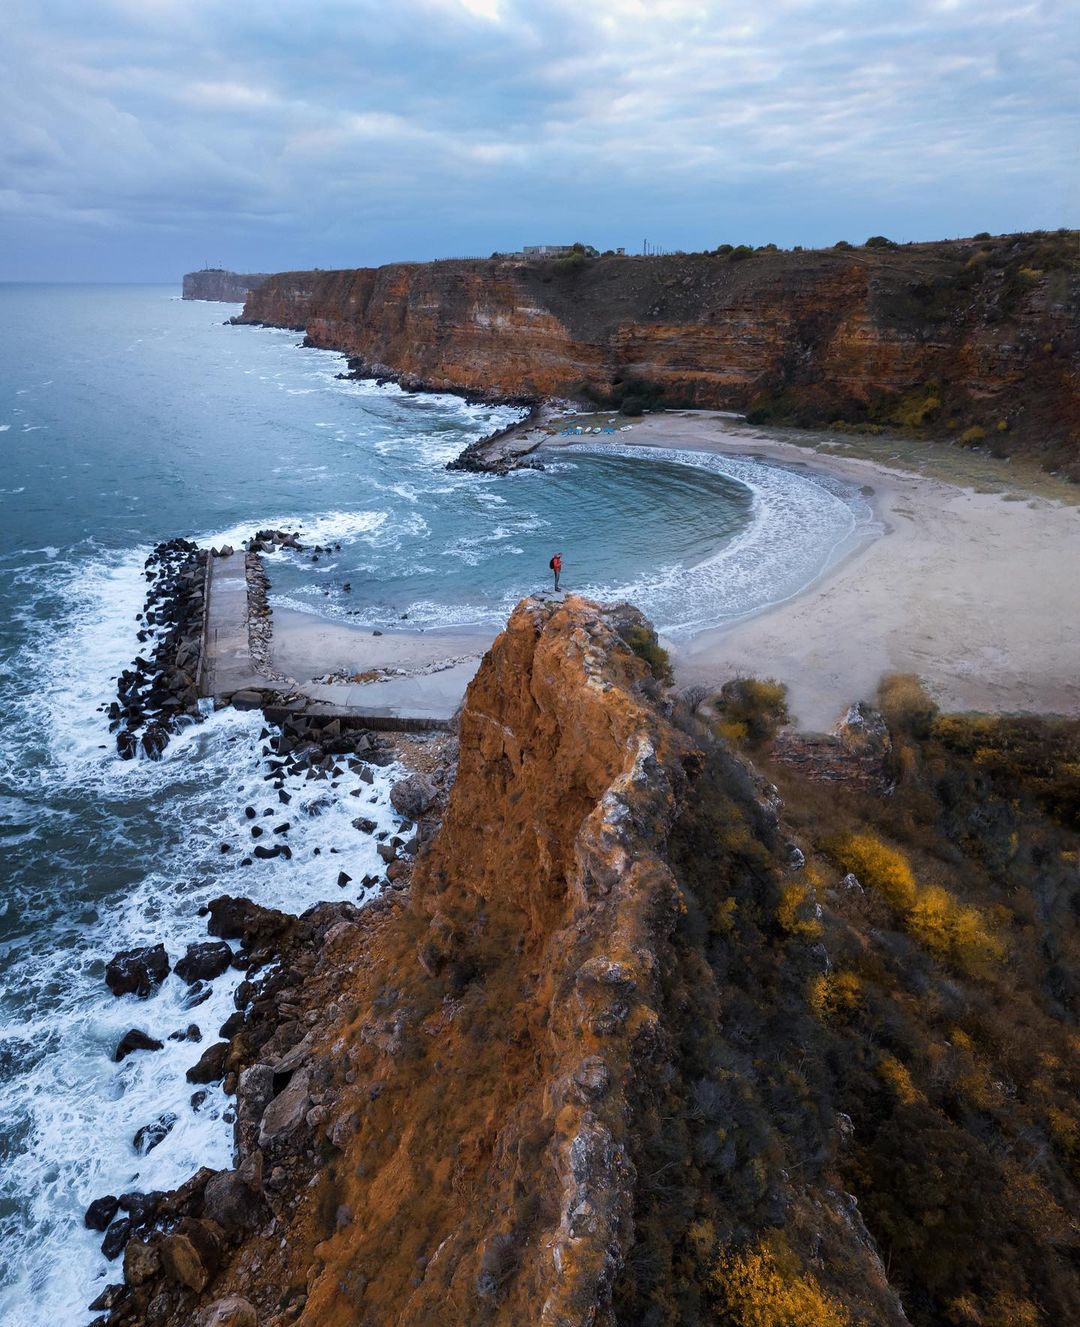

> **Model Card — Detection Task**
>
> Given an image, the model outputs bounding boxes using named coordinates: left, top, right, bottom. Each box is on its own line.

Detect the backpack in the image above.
left=549, top=557, right=557, bottom=570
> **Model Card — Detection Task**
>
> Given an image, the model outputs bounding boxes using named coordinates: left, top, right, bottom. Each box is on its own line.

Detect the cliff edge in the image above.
left=92, top=598, right=1080, bottom=1327
left=236, top=235, right=1080, bottom=478
left=184, top=270, right=270, bottom=303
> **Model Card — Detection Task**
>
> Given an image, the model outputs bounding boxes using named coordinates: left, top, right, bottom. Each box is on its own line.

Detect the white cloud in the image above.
left=0, top=0, right=1076, bottom=276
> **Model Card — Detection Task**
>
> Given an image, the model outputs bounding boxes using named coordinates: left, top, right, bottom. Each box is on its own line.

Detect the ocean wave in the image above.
left=558, top=442, right=878, bottom=635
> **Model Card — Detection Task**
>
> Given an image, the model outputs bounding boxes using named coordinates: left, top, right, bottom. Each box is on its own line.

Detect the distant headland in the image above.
left=182, top=268, right=270, bottom=302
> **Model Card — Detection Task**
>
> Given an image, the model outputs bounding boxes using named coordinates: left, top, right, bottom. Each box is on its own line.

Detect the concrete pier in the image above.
left=199, top=552, right=479, bottom=730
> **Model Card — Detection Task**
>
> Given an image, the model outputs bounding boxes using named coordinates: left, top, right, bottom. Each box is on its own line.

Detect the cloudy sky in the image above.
left=2, top=0, right=1077, bottom=280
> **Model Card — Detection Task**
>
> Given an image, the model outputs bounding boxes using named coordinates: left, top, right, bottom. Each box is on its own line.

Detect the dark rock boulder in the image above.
left=113, top=1029, right=165, bottom=1062
left=389, top=772, right=437, bottom=819
left=202, top=1169, right=263, bottom=1237
left=207, top=895, right=293, bottom=951
left=133, top=1112, right=177, bottom=1155
left=174, top=940, right=233, bottom=985
left=84, top=1194, right=119, bottom=1231
left=100, top=1217, right=133, bottom=1260
left=186, top=1041, right=230, bottom=1085
left=230, top=690, right=265, bottom=711
left=105, top=944, right=170, bottom=998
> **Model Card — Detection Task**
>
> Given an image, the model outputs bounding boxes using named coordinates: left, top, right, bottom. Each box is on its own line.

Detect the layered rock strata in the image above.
left=237, top=236, right=1080, bottom=476
left=183, top=271, right=270, bottom=303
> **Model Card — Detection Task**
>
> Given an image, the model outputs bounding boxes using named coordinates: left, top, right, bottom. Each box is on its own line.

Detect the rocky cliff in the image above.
left=237, top=234, right=1080, bottom=477
left=91, top=599, right=1080, bottom=1327
left=184, top=270, right=270, bottom=303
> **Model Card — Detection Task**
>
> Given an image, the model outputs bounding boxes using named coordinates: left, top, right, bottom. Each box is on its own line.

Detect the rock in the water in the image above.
left=114, top=1028, right=165, bottom=1062
left=88, top=1283, right=125, bottom=1312
left=201, top=1295, right=258, bottom=1327
left=206, top=895, right=292, bottom=951
left=186, top=1040, right=230, bottom=1084
left=231, top=690, right=265, bottom=711
left=142, top=724, right=169, bottom=760
left=175, top=940, right=233, bottom=985
left=389, top=772, right=437, bottom=820
left=84, top=1194, right=119, bottom=1231
left=105, top=944, right=170, bottom=998
left=133, top=1112, right=177, bottom=1155
left=100, top=1217, right=133, bottom=1260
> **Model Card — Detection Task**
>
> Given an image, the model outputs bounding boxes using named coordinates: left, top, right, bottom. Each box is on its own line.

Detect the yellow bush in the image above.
left=959, top=425, right=987, bottom=445
left=710, top=1235, right=849, bottom=1327
left=909, top=884, right=1005, bottom=975
left=776, top=882, right=822, bottom=938
left=810, top=970, right=862, bottom=1022
left=984, top=1292, right=1039, bottom=1327
left=878, top=673, right=937, bottom=737
left=714, top=896, right=738, bottom=934
left=824, top=833, right=918, bottom=912
left=877, top=1052, right=924, bottom=1106
left=713, top=677, right=789, bottom=746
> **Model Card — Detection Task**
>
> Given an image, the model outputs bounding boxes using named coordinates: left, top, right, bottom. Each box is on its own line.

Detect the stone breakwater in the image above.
left=445, top=401, right=545, bottom=475
left=108, top=539, right=210, bottom=760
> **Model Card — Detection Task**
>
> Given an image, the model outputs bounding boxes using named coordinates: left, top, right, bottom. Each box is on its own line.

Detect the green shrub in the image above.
left=866, top=235, right=899, bottom=249
left=622, top=623, right=674, bottom=685
left=834, top=240, right=853, bottom=250
left=556, top=250, right=589, bottom=272
left=713, top=677, right=789, bottom=746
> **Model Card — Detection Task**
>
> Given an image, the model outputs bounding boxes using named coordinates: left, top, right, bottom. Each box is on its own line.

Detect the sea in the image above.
left=0, top=283, right=870, bottom=1323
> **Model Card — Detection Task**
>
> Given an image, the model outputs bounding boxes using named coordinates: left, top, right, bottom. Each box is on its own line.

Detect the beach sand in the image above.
left=552, top=412, right=1080, bottom=730
left=270, top=411, right=1080, bottom=732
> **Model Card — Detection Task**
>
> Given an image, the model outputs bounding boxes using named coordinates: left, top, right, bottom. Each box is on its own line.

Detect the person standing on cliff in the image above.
left=550, top=552, right=563, bottom=592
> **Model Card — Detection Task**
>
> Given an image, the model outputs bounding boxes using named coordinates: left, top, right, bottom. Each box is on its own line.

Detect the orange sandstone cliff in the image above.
left=238, top=234, right=1080, bottom=477
left=94, top=599, right=1080, bottom=1327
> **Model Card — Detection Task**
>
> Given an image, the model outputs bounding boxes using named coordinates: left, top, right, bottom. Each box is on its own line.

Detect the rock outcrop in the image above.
left=237, top=234, right=1080, bottom=477
left=91, top=599, right=1080, bottom=1327
left=183, top=270, right=270, bottom=303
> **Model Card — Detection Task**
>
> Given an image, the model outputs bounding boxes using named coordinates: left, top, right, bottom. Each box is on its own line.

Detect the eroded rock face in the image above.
left=92, top=597, right=914, bottom=1327
left=238, top=246, right=1080, bottom=475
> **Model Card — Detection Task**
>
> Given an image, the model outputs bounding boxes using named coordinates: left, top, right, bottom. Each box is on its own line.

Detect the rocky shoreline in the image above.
left=86, top=706, right=458, bottom=1326
left=107, top=539, right=210, bottom=760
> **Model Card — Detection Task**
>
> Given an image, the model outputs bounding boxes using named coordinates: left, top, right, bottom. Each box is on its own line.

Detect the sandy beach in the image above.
left=544, top=412, right=1080, bottom=730
left=268, top=410, right=1080, bottom=732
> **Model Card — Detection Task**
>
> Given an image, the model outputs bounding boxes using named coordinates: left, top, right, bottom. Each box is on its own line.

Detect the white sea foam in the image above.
left=0, top=548, right=408, bottom=1325
left=556, top=442, right=878, bottom=636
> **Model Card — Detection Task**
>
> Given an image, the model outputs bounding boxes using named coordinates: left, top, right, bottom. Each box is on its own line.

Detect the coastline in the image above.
left=544, top=411, right=1080, bottom=729
left=256, top=404, right=1080, bottom=731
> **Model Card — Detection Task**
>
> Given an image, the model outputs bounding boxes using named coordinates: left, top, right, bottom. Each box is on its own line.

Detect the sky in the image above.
left=1, top=0, right=1078, bottom=281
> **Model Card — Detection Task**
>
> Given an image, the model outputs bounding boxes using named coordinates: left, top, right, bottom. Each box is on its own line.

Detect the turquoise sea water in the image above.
left=0, top=284, right=867, bottom=1322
